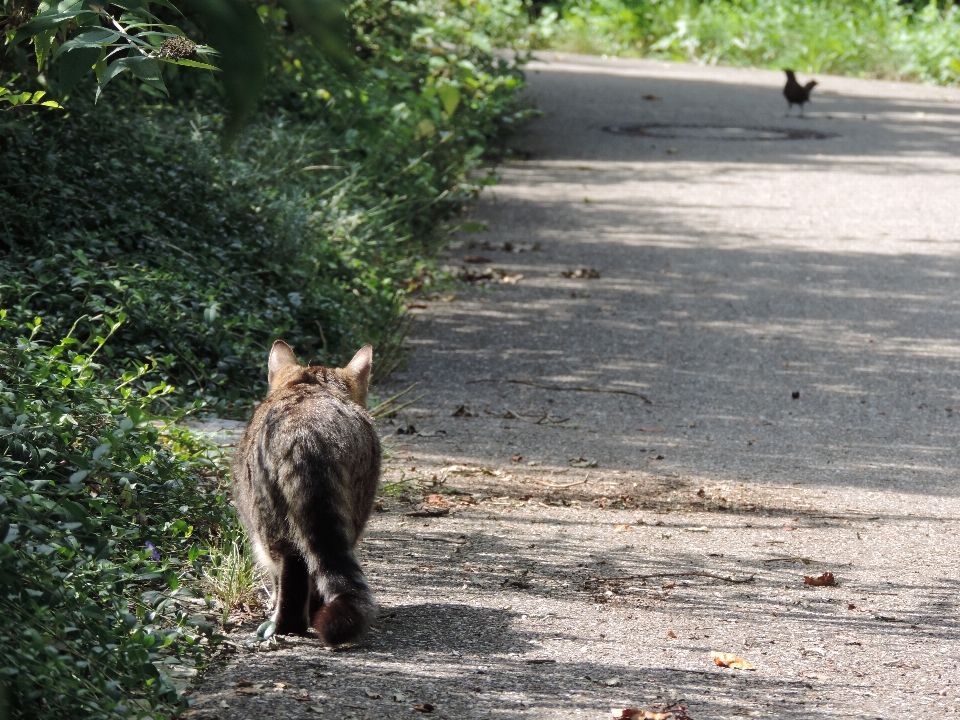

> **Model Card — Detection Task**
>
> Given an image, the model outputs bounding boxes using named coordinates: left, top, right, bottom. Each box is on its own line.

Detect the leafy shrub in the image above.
left=0, top=312, right=232, bottom=719
left=1, top=0, right=531, bottom=414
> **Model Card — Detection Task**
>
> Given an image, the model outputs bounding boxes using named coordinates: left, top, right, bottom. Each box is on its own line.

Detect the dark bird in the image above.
left=783, top=70, right=817, bottom=117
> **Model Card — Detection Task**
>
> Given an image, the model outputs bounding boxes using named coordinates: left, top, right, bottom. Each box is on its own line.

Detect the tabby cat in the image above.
left=232, top=340, right=381, bottom=646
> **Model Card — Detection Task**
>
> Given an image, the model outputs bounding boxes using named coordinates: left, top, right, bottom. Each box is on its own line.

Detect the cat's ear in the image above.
left=268, top=340, right=300, bottom=386
left=343, top=344, right=373, bottom=406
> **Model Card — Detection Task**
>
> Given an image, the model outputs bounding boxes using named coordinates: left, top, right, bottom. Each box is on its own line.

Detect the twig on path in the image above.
left=534, top=475, right=590, bottom=489
left=503, top=408, right=570, bottom=425
left=366, top=535, right=467, bottom=545
left=762, top=556, right=812, bottom=564
left=615, top=571, right=755, bottom=584
left=468, top=378, right=653, bottom=404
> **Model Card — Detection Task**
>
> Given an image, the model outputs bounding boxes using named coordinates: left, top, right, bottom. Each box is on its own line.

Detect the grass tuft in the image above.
left=204, top=536, right=260, bottom=627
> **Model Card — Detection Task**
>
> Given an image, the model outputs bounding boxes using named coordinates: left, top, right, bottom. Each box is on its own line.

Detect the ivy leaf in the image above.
left=256, top=620, right=276, bottom=640
left=438, top=83, right=461, bottom=116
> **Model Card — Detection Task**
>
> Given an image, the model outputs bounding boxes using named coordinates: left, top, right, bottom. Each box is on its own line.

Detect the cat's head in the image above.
left=267, top=340, right=372, bottom=408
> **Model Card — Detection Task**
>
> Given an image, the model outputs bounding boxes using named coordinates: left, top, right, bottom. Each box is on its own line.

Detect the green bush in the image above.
left=1, top=0, right=530, bottom=414
left=0, top=312, right=231, bottom=719
left=552, top=0, right=960, bottom=84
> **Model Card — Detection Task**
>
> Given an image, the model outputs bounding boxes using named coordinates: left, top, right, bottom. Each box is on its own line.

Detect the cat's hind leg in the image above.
left=273, top=551, right=311, bottom=634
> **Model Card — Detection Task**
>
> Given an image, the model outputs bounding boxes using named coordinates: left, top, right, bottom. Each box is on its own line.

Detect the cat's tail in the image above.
left=310, top=553, right=376, bottom=646
left=312, top=589, right=376, bottom=646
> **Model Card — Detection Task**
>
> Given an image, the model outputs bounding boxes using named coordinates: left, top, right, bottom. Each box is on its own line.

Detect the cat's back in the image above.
left=247, top=377, right=379, bottom=461
left=238, top=364, right=380, bottom=474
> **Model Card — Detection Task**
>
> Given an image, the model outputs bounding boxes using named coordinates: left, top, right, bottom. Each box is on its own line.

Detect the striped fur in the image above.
left=233, top=341, right=381, bottom=646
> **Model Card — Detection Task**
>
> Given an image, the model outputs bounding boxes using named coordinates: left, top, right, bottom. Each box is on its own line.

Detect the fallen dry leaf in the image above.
left=615, top=710, right=671, bottom=720
left=667, top=630, right=677, bottom=638
left=422, top=494, right=448, bottom=506
left=414, top=703, right=435, bottom=713
left=407, top=302, right=429, bottom=309
left=464, top=255, right=491, bottom=263
left=711, top=651, right=756, bottom=670
left=614, top=705, right=692, bottom=720
left=236, top=680, right=254, bottom=688
left=614, top=524, right=633, bottom=533
left=453, top=267, right=496, bottom=282
left=804, top=572, right=836, bottom=587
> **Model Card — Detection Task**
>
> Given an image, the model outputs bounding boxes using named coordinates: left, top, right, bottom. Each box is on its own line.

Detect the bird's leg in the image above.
left=799, top=104, right=805, bottom=118
left=784, top=101, right=792, bottom=118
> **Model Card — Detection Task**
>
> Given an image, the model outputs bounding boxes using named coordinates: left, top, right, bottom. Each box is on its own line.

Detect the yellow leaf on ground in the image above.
left=711, top=651, right=756, bottom=670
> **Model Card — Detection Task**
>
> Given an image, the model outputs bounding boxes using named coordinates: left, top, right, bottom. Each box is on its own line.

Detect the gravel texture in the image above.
left=189, top=54, right=960, bottom=720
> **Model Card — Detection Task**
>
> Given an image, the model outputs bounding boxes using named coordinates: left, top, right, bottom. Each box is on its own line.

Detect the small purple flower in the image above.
left=145, top=541, right=160, bottom=562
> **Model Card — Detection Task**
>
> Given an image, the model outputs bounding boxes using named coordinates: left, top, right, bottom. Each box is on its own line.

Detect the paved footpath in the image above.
left=191, top=55, right=960, bottom=720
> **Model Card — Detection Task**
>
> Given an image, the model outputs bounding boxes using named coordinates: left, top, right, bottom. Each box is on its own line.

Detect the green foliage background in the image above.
left=547, top=0, right=960, bottom=84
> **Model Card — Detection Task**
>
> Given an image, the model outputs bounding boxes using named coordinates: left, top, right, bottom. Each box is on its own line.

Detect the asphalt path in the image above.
left=191, top=54, right=960, bottom=720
